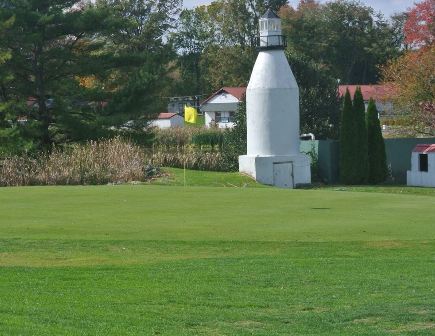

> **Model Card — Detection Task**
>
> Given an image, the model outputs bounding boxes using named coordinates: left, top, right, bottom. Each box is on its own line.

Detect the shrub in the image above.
left=302, top=142, right=321, bottom=183
left=191, top=129, right=223, bottom=149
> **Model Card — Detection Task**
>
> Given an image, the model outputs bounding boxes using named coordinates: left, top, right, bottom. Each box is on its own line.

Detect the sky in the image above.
left=183, top=0, right=417, bottom=17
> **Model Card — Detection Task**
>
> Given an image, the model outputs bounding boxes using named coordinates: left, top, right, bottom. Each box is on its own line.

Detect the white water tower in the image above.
left=239, top=9, right=311, bottom=188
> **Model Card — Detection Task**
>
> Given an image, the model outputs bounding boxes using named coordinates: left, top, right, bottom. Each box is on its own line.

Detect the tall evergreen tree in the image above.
left=339, top=89, right=355, bottom=184
left=366, top=98, right=388, bottom=184
left=352, top=87, right=368, bottom=184
left=0, top=0, right=179, bottom=148
left=0, top=0, right=117, bottom=147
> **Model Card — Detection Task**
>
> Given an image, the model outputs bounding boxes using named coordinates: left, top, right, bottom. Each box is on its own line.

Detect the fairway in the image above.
left=0, top=185, right=434, bottom=335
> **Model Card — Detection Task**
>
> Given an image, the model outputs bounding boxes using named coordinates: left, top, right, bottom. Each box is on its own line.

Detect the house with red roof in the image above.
left=149, top=112, right=184, bottom=129
left=407, top=144, right=435, bottom=187
left=338, top=85, right=397, bottom=116
left=200, top=87, right=247, bottom=128
left=200, top=84, right=396, bottom=129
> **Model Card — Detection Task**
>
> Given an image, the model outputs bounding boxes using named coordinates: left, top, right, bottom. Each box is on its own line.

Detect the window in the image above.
left=419, top=154, right=428, bottom=172
left=260, top=21, right=266, bottom=32
left=229, top=112, right=235, bottom=123
left=215, top=112, right=221, bottom=122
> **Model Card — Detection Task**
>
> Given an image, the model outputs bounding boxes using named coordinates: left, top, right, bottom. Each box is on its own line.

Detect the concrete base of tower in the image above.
left=239, top=154, right=311, bottom=188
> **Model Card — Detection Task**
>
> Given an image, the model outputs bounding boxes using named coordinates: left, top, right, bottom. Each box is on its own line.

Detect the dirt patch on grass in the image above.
left=409, top=308, right=433, bottom=316
left=389, top=322, right=435, bottom=333
left=233, top=320, right=264, bottom=328
left=364, top=241, right=410, bottom=249
left=352, top=316, right=381, bottom=325
left=300, top=306, right=329, bottom=313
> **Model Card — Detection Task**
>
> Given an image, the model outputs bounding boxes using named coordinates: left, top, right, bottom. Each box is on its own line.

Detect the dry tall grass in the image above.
left=0, top=138, right=146, bottom=186
left=150, top=148, right=225, bottom=171
left=152, top=127, right=223, bottom=149
left=149, top=127, right=226, bottom=171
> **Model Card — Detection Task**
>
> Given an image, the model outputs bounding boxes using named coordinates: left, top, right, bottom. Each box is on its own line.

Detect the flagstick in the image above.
left=183, top=157, right=186, bottom=188
left=183, top=145, right=186, bottom=188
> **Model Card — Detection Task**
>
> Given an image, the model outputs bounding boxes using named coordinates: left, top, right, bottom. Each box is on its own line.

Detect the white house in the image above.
left=149, top=113, right=184, bottom=129
left=407, top=144, right=435, bottom=187
left=200, top=87, right=246, bottom=128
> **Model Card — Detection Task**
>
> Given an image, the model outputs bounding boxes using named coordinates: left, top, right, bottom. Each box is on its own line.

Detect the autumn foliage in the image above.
left=404, top=0, right=434, bottom=48
left=382, top=45, right=434, bottom=135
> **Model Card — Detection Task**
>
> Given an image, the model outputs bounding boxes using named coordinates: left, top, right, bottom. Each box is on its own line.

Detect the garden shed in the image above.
left=407, top=144, right=435, bottom=187
left=149, top=113, right=184, bottom=129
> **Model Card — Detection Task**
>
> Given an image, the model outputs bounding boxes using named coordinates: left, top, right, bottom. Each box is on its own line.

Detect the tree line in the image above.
left=0, top=0, right=432, bottom=156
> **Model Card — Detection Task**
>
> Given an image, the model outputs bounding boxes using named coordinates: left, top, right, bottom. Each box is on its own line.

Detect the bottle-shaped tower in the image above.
left=239, top=9, right=311, bottom=188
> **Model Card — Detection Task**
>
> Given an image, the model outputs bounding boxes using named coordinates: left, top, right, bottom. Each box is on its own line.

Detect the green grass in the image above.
left=1, top=173, right=434, bottom=335
left=149, top=167, right=266, bottom=188
left=321, top=185, right=435, bottom=197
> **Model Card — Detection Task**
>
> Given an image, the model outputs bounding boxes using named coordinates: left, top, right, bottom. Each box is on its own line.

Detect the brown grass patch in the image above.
left=364, top=241, right=409, bottom=249
left=389, top=322, right=435, bottom=333
left=352, top=317, right=381, bottom=325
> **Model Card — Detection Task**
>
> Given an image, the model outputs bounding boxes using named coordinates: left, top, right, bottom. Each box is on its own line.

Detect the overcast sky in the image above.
left=183, top=0, right=416, bottom=17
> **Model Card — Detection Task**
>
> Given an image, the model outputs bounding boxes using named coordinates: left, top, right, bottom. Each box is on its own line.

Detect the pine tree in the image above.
left=366, top=98, right=388, bottom=184
left=339, top=89, right=355, bottom=184
left=0, top=0, right=115, bottom=147
left=352, top=87, right=368, bottom=184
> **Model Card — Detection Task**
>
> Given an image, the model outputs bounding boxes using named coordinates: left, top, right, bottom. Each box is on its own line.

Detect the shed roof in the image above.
left=339, top=85, right=397, bottom=101
left=201, top=87, right=247, bottom=106
left=157, top=112, right=178, bottom=120
left=412, top=144, right=435, bottom=153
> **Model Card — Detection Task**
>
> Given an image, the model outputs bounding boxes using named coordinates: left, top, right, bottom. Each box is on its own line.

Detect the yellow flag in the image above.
left=184, top=106, right=198, bottom=124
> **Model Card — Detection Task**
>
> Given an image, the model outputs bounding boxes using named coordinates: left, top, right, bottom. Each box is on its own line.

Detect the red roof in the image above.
left=201, top=87, right=247, bottom=105
left=222, top=87, right=247, bottom=100
left=157, top=112, right=178, bottom=119
left=339, top=85, right=397, bottom=101
left=413, top=144, right=435, bottom=153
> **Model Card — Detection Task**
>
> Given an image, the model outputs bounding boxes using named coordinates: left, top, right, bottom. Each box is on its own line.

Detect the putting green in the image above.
left=0, top=185, right=434, bottom=335
left=0, top=185, right=434, bottom=242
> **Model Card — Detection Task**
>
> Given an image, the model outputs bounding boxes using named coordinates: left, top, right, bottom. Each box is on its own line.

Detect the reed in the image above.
left=0, top=138, right=146, bottom=186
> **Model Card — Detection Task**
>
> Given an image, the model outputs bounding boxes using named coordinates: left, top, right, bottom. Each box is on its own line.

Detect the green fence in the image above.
left=300, top=140, right=340, bottom=184
left=301, top=138, right=435, bottom=185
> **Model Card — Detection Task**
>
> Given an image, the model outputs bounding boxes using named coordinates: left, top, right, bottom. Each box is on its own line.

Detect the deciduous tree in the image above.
left=382, top=45, right=434, bottom=136
left=288, top=51, right=340, bottom=139
left=404, top=0, right=434, bottom=49
left=282, top=0, right=400, bottom=84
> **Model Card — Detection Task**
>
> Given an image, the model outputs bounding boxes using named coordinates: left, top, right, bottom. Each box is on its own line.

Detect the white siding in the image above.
left=204, top=111, right=235, bottom=128
left=407, top=152, right=435, bottom=187
left=150, top=115, right=184, bottom=129
left=201, top=93, right=239, bottom=113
